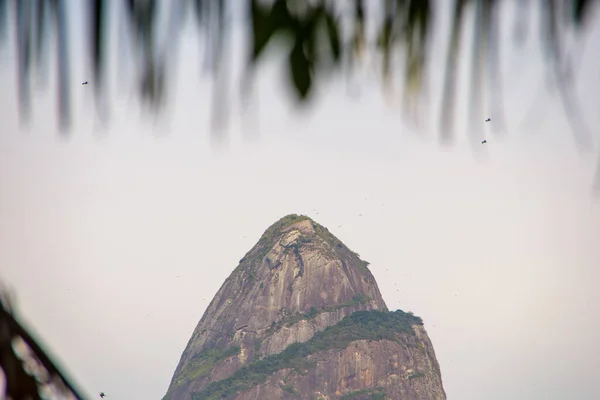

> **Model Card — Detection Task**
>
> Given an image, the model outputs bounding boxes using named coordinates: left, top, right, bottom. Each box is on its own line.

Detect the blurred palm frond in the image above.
left=0, top=0, right=595, bottom=141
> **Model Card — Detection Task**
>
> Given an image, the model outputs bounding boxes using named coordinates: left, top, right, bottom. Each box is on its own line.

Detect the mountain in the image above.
left=163, top=214, right=446, bottom=400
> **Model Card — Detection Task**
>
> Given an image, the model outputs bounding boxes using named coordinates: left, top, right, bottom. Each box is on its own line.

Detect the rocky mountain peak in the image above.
left=164, top=214, right=445, bottom=400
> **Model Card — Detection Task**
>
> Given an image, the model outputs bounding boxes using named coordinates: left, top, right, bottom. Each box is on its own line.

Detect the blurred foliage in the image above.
left=0, top=286, right=87, bottom=400
left=0, top=0, right=597, bottom=144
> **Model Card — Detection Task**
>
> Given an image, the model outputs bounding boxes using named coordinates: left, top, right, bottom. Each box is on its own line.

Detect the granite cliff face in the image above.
left=164, top=214, right=446, bottom=400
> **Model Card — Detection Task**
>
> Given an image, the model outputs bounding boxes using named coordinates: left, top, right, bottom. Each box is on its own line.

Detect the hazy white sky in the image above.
left=1, top=1, right=599, bottom=400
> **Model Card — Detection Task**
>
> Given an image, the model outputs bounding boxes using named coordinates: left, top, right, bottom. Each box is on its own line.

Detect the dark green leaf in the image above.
left=90, top=0, right=106, bottom=92
left=573, top=0, right=593, bottom=28
left=324, top=10, right=340, bottom=62
left=250, top=0, right=275, bottom=61
left=289, top=38, right=312, bottom=99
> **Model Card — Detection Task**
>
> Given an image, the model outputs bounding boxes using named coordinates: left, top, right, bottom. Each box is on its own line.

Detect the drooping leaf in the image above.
left=378, top=0, right=394, bottom=80
left=251, top=0, right=294, bottom=62
left=404, top=0, right=431, bottom=96
left=90, top=0, right=106, bottom=94
left=323, top=8, right=341, bottom=62
left=573, top=0, right=594, bottom=28
left=50, top=0, right=71, bottom=133
left=466, top=0, right=488, bottom=144
left=439, top=0, right=469, bottom=143
left=289, top=38, right=312, bottom=99
left=485, top=0, right=506, bottom=135
left=15, top=0, right=32, bottom=122
left=300, top=6, right=320, bottom=67
left=353, top=0, right=365, bottom=57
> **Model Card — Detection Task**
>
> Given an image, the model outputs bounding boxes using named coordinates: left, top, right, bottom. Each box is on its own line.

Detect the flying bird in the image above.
left=482, top=140, right=487, bottom=144
left=99, top=393, right=105, bottom=398
left=82, top=81, right=88, bottom=85
left=485, top=118, right=491, bottom=122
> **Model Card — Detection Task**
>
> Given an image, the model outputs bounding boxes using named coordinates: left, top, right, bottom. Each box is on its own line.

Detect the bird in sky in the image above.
left=82, top=81, right=88, bottom=85
left=99, top=393, right=105, bottom=398
left=485, top=118, right=491, bottom=122
left=482, top=140, right=487, bottom=144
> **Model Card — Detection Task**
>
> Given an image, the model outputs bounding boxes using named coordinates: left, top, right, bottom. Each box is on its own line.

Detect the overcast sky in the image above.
left=1, top=1, right=599, bottom=400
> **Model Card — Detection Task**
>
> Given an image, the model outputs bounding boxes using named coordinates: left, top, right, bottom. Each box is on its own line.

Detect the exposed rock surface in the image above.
left=163, top=214, right=446, bottom=400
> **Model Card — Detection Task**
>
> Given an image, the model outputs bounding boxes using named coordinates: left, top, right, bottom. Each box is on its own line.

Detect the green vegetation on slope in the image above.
left=311, top=222, right=371, bottom=272
left=169, top=346, right=241, bottom=391
left=192, top=310, right=422, bottom=400
left=268, top=293, right=371, bottom=333
left=408, top=371, right=426, bottom=380
left=340, top=386, right=386, bottom=400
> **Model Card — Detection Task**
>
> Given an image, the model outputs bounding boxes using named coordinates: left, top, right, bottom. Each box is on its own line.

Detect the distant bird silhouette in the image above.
left=82, top=81, right=88, bottom=85
left=99, top=393, right=105, bottom=398
left=482, top=140, right=487, bottom=144
left=485, top=118, right=491, bottom=122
